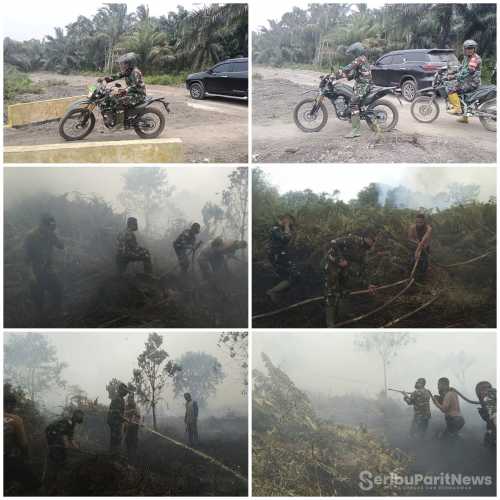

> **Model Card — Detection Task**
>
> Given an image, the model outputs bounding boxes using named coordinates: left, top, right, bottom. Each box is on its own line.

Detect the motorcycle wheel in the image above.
left=293, top=98, right=328, bottom=132
left=479, top=98, right=496, bottom=132
left=367, top=99, right=399, bottom=131
left=410, top=97, right=440, bottom=123
left=133, top=108, right=166, bottom=139
left=58, top=108, right=96, bottom=141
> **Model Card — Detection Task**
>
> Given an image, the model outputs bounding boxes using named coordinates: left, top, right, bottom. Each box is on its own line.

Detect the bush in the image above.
left=144, top=72, right=190, bottom=86
left=4, top=66, right=43, bottom=102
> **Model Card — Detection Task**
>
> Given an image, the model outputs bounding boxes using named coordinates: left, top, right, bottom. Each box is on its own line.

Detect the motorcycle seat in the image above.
left=464, top=85, right=496, bottom=103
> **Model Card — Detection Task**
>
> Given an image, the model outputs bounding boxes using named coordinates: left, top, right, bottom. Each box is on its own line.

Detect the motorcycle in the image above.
left=410, top=68, right=496, bottom=132
left=293, top=74, right=400, bottom=133
left=58, top=79, right=170, bottom=141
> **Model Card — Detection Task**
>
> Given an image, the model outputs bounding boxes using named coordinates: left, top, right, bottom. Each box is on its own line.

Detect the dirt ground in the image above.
left=252, top=66, right=497, bottom=163
left=4, top=72, right=248, bottom=163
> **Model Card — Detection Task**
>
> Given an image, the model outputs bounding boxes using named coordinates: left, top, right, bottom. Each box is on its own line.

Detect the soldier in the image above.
left=475, top=380, right=496, bottom=448
left=107, top=382, right=129, bottom=454
left=184, top=393, right=199, bottom=446
left=104, top=52, right=146, bottom=127
left=403, top=378, right=431, bottom=439
left=44, top=409, right=84, bottom=489
left=266, top=214, right=298, bottom=301
left=124, top=393, right=141, bottom=464
left=198, top=238, right=247, bottom=282
left=4, top=392, right=39, bottom=493
left=173, top=223, right=202, bottom=273
left=336, top=42, right=372, bottom=138
left=447, top=40, right=481, bottom=123
left=324, top=228, right=379, bottom=327
left=431, top=377, right=465, bottom=439
left=116, top=217, right=153, bottom=275
left=24, top=213, right=64, bottom=318
left=408, top=213, right=432, bottom=279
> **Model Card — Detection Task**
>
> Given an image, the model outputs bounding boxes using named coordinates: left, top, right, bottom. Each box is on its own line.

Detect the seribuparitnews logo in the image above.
left=359, top=471, right=494, bottom=492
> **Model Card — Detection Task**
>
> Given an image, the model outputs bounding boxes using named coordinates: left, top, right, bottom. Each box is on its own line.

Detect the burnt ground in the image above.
left=252, top=255, right=496, bottom=329
left=323, top=399, right=496, bottom=496
left=251, top=66, right=496, bottom=164
left=5, top=414, right=248, bottom=496
left=4, top=72, right=248, bottom=163
left=5, top=260, right=248, bottom=329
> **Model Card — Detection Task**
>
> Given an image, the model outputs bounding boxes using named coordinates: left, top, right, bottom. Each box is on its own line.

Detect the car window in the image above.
left=403, top=53, right=429, bottom=62
left=391, top=54, right=404, bottom=64
left=429, top=53, right=459, bottom=64
left=232, top=61, right=248, bottom=72
left=212, top=62, right=232, bottom=74
left=377, top=55, right=393, bottom=65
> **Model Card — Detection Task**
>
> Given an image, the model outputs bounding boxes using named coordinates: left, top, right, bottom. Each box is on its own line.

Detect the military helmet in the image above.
left=475, top=380, right=493, bottom=399
left=72, top=409, right=84, bottom=423
left=191, top=222, right=201, bottom=232
left=117, top=52, right=137, bottom=67
left=211, top=237, right=224, bottom=248
left=346, top=42, right=366, bottom=57
left=463, top=39, right=478, bottom=50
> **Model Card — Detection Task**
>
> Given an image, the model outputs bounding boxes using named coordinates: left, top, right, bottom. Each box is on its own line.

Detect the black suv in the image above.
left=371, top=49, right=459, bottom=101
left=186, top=57, right=248, bottom=100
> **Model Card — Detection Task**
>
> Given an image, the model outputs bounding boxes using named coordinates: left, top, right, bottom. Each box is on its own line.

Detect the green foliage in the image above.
left=4, top=65, right=43, bottom=102
left=222, top=167, right=249, bottom=241
left=173, top=351, right=225, bottom=408
left=253, top=3, right=496, bottom=69
left=4, top=4, right=247, bottom=75
left=144, top=72, right=189, bottom=86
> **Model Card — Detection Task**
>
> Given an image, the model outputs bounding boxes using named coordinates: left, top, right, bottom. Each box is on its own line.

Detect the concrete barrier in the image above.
left=7, top=96, right=87, bottom=127
left=4, top=138, right=184, bottom=163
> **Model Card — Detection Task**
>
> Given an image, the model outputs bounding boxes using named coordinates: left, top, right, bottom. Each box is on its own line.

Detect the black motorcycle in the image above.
left=58, top=79, right=170, bottom=141
left=293, top=74, right=400, bottom=133
left=410, top=68, right=496, bottom=132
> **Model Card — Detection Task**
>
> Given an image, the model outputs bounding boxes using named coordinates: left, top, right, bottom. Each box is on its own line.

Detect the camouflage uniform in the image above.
left=124, top=398, right=140, bottom=464
left=404, top=388, right=431, bottom=438
left=107, top=67, right=147, bottom=110
left=456, top=53, right=482, bottom=93
left=107, top=395, right=125, bottom=454
left=198, top=240, right=244, bottom=280
left=324, top=234, right=372, bottom=326
left=116, top=228, right=152, bottom=274
left=173, top=229, right=198, bottom=273
left=24, top=227, right=64, bottom=314
left=341, top=55, right=372, bottom=99
left=267, top=225, right=297, bottom=282
left=478, top=387, right=496, bottom=447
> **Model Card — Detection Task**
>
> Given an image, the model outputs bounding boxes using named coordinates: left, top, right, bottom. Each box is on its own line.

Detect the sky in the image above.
left=4, top=331, right=248, bottom=416
left=257, top=166, right=497, bottom=204
left=2, top=0, right=216, bottom=41
left=253, top=332, right=496, bottom=400
left=251, top=1, right=387, bottom=32
left=4, top=166, right=240, bottom=222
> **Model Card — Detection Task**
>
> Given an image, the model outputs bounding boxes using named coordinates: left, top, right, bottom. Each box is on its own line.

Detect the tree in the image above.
left=118, top=167, right=175, bottom=236
left=222, top=167, right=248, bottom=241
left=218, top=332, right=248, bottom=393
left=132, top=333, right=180, bottom=429
left=4, top=333, right=66, bottom=402
left=355, top=333, right=414, bottom=396
left=173, top=351, right=225, bottom=408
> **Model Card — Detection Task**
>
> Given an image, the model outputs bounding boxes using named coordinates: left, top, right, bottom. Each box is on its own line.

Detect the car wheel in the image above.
left=401, top=80, right=417, bottom=102
left=190, top=82, right=205, bottom=100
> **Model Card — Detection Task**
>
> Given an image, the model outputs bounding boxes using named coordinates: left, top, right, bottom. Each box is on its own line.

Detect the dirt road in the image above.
left=5, top=72, right=248, bottom=163
left=252, top=66, right=496, bottom=163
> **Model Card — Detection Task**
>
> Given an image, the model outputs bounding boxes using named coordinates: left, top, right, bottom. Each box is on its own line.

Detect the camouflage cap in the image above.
left=416, top=377, right=426, bottom=386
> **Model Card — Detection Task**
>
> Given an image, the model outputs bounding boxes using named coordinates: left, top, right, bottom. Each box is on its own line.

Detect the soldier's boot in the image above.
left=266, top=280, right=290, bottom=302
left=344, top=114, right=361, bottom=138
left=447, top=92, right=462, bottom=114
left=457, top=115, right=469, bottom=124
